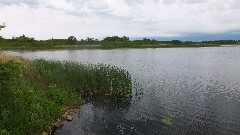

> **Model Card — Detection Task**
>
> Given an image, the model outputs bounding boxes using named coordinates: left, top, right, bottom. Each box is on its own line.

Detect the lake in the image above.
left=7, top=47, right=240, bottom=135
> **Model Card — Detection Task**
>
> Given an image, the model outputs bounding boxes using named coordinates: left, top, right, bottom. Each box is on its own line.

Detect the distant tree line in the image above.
left=1, top=34, right=240, bottom=48
left=0, top=23, right=240, bottom=48
left=1, top=22, right=240, bottom=48
left=201, top=40, right=240, bottom=44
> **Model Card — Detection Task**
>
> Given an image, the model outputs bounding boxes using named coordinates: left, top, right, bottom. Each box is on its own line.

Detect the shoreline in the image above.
left=1, top=44, right=239, bottom=51
left=47, top=106, right=78, bottom=135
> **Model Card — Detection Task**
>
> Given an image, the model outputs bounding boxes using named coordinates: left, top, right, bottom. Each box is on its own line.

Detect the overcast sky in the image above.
left=0, top=0, right=240, bottom=40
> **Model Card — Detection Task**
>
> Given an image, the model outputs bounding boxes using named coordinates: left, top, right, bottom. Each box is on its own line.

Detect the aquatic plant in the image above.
left=161, top=112, right=177, bottom=126
left=30, top=59, right=132, bottom=96
left=161, top=118, right=173, bottom=126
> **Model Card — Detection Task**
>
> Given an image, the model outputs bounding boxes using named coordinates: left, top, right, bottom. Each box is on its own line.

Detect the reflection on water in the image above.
left=82, top=95, right=133, bottom=110
left=7, top=47, right=240, bottom=135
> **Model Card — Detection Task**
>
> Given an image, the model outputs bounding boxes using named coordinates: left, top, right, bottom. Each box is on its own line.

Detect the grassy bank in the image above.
left=0, top=43, right=227, bottom=51
left=0, top=54, right=132, bottom=134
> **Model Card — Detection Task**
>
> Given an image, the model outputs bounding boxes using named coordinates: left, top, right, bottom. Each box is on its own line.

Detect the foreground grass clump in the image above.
left=0, top=59, right=80, bottom=134
left=0, top=54, right=132, bottom=134
left=31, top=59, right=132, bottom=96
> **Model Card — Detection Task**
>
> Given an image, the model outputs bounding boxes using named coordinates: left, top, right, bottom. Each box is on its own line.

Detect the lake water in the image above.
left=8, top=47, right=240, bottom=135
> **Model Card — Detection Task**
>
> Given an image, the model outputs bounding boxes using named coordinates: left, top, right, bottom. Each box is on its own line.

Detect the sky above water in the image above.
left=0, top=0, right=240, bottom=40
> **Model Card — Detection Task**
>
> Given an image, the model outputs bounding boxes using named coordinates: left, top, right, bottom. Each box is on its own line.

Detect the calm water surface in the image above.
left=8, top=47, right=240, bottom=135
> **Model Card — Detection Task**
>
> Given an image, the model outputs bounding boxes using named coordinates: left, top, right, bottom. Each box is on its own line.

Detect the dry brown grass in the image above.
left=0, top=53, right=26, bottom=63
left=0, top=53, right=31, bottom=67
left=0, top=53, right=34, bottom=80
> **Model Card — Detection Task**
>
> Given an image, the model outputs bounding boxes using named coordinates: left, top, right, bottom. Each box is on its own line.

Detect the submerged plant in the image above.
left=161, top=118, right=173, bottom=126
left=161, top=112, right=177, bottom=126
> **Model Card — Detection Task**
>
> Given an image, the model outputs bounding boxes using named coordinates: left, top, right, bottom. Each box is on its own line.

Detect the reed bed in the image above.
left=31, top=59, right=132, bottom=96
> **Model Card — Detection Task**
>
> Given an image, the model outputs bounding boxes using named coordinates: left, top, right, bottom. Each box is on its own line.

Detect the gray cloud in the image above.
left=0, top=0, right=240, bottom=39
left=163, top=0, right=206, bottom=4
left=0, top=0, right=38, bottom=5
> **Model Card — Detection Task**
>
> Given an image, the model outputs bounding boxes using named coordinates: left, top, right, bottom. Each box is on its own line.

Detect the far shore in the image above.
left=1, top=44, right=239, bottom=51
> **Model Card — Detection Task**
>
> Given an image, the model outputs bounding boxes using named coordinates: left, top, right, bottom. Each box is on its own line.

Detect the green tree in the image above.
left=0, top=23, right=6, bottom=31
left=16, top=34, right=35, bottom=42
left=67, top=36, right=77, bottom=45
left=86, top=37, right=94, bottom=42
left=103, top=36, right=130, bottom=42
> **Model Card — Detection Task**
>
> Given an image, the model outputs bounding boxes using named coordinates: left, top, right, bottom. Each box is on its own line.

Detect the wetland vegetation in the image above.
left=0, top=53, right=132, bottom=134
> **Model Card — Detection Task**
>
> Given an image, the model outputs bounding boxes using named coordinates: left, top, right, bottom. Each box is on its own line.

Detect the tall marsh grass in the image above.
left=31, top=59, right=132, bottom=96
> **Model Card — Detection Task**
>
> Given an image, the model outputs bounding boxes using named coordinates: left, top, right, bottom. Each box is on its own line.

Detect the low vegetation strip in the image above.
left=0, top=54, right=132, bottom=135
left=1, top=34, right=240, bottom=50
left=31, top=59, right=132, bottom=96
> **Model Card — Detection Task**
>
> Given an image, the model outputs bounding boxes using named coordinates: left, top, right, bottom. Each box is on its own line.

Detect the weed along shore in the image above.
left=0, top=53, right=132, bottom=135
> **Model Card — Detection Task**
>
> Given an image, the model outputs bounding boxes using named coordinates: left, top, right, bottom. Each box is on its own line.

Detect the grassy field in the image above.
left=0, top=53, right=132, bottom=135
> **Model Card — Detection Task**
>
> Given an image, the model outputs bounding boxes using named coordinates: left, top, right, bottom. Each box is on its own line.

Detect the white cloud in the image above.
left=0, top=0, right=240, bottom=39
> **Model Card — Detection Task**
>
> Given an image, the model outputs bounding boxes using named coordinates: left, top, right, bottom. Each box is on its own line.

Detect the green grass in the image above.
left=30, top=59, right=132, bottom=96
left=1, top=41, right=238, bottom=51
left=0, top=60, right=80, bottom=134
left=0, top=55, right=132, bottom=134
